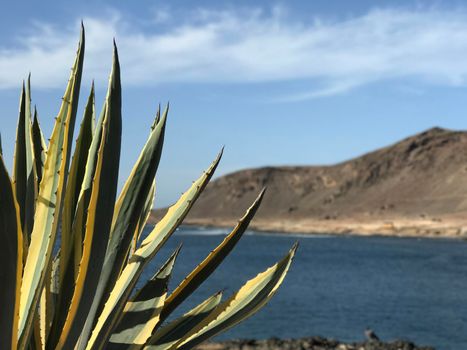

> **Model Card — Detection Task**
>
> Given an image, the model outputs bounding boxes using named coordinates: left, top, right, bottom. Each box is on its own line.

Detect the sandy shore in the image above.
left=181, top=216, right=467, bottom=238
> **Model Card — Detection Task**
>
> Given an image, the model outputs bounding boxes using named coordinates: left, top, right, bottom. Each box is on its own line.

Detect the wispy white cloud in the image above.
left=276, top=80, right=364, bottom=102
left=3, top=6, right=467, bottom=100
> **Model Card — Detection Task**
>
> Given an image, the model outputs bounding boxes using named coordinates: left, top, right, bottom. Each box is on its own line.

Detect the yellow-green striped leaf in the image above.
left=53, top=42, right=122, bottom=350
left=77, top=83, right=166, bottom=350
left=95, top=105, right=168, bottom=324
left=18, top=25, right=85, bottom=349
left=85, top=150, right=222, bottom=350
left=37, top=262, right=55, bottom=347
left=13, top=79, right=35, bottom=246
left=13, top=83, right=27, bottom=219
left=71, top=99, right=106, bottom=277
left=152, top=104, right=160, bottom=130
left=68, top=103, right=107, bottom=350
left=0, top=155, right=23, bottom=350
left=108, top=247, right=180, bottom=350
left=131, top=180, right=156, bottom=256
left=31, top=107, right=47, bottom=185
left=164, top=243, right=297, bottom=350
left=161, top=189, right=266, bottom=321
left=24, top=76, right=36, bottom=241
left=145, top=292, right=222, bottom=350
left=49, top=85, right=95, bottom=346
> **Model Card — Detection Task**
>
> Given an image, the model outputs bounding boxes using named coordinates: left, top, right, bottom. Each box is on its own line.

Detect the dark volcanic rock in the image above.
left=195, top=337, right=435, bottom=350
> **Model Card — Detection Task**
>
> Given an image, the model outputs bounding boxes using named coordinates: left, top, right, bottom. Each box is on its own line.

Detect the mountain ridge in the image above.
left=151, top=127, right=467, bottom=237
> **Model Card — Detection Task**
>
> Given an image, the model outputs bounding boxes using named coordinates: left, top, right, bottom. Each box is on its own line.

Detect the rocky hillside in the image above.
left=152, top=127, right=467, bottom=236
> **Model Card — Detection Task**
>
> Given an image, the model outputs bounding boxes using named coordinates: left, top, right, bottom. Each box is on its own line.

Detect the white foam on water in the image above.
left=177, top=226, right=230, bottom=236
left=176, top=226, right=331, bottom=238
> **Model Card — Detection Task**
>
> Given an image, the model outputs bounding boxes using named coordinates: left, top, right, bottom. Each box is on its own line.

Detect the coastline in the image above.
left=150, top=127, right=467, bottom=241
left=194, top=337, right=434, bottom=350
left=178, top=216, right=467, bottom=239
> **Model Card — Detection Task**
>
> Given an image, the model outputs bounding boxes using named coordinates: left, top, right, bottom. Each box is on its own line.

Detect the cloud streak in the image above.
left=3, top=6, right=467, bottom=99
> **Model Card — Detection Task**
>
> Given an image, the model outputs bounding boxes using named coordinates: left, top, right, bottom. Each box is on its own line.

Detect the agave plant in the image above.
left=0, top=25, right=297, bottom=350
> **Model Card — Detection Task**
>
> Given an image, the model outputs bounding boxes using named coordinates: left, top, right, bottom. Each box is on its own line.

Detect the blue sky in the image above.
left=2, top=0, right=467, bottom=206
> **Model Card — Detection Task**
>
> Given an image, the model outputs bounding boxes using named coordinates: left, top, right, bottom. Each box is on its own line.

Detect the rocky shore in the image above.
left=195, top=337, right=434, bottom=350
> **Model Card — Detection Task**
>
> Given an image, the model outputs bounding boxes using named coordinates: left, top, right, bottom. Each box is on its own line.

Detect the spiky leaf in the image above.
left=130, top=180, right=156, bottom=257
left=18, top=25, right=84, bottom=348
left=13, top=79, right=35, bottom=246
left=161, top=189, right=266, bottom=321
left=146, top=292, right=222, bottom=350
left=0, top=155, right=23, bottom=349
left=85, top=150, right=222, bottom=350
left=53, top=42, right=122, bottom=350
left=108, top=247, right=180, bottom=349
left=160, top=244, right=297, bottom=350
left=81, top=105, right=168, bottom=348
left=31, top=107, right=47, bottom=185
left=50, top=84, right=95, bottom=345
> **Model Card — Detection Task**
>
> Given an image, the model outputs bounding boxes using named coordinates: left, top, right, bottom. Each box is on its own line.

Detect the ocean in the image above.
left=139, top=226, right=467, bottom=350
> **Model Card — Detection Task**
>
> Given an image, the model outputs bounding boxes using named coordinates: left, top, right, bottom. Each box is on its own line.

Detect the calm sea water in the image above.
left=139, top=226, right=467, bottom=350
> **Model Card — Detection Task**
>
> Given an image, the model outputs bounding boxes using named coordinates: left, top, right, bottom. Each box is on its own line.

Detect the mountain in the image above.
left=151, top=127, right=467, bottom=237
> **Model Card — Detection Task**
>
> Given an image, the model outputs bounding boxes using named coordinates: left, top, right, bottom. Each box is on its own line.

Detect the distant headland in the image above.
left=152, top=127, right=467, bottom=238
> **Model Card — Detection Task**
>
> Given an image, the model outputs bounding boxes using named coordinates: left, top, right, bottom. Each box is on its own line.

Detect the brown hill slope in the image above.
left=152, top=127, right=467, bottom=237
